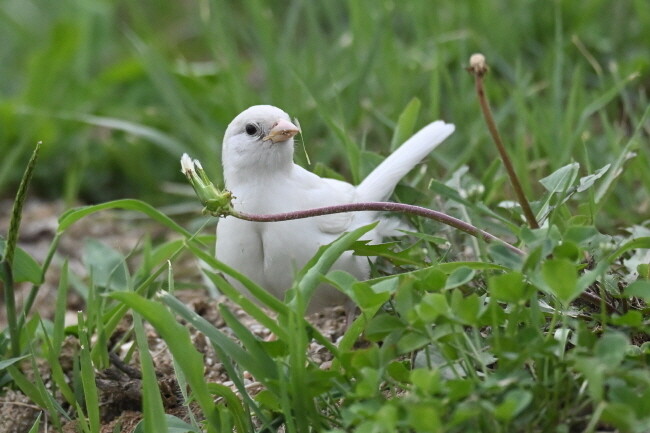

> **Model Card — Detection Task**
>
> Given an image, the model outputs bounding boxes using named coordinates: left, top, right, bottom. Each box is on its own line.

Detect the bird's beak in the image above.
left=263, top=119, right=300, bottom=143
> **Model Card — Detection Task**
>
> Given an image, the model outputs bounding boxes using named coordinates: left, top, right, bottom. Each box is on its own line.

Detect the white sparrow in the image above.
left=215, top=105, right=454, bottom=313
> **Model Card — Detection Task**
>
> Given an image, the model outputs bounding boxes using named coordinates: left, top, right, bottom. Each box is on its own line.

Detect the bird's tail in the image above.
left=356, top=120, right=455, bottom=202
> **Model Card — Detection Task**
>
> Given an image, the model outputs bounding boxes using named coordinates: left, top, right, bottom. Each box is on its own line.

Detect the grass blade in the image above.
left=292, top=222, right=377, bottom=313
left=109, top=291, right=221, bottom=433
left=133, top=313, right=168, bottom=433
left=218, top=305, right=279, bottom=382
left=594, top=104, right=650, bottom=205
left=57, top=199, right=193, bottom=238
left=390, top=97, right=421, bottom=151
left=52, top=260, right=70, bottom=352
left=78, top=313, right=100, bottom=433
left=159, top=292, right=278, bottom=387
left=202, top=269, right=287, bottom=339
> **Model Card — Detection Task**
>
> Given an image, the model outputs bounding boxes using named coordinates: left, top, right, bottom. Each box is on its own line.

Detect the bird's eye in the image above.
left=245, top=123, right=259, bottom=136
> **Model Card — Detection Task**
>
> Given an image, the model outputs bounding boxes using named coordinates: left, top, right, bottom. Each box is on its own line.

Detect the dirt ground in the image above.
left=0, top=200, right=348, bottom=433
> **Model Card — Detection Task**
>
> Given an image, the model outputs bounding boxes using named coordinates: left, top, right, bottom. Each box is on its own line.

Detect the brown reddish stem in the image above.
left=229, top=201, right=524, bottom=256
left=468, top=54, right=539, bottom=229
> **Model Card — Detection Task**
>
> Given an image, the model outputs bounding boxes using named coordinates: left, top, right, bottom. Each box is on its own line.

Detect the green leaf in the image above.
left=398, top=230, right=448, bottom=245
left=553, top=241, right=580, bottom=262
left=71, top=112, right=186, bottom=156
left=202, top=268, right=287, bottom=339
left=134, top=414, right=201, bottom=433
left=326, top=270, right=392, bottom=311
left=415, top=293, right=451, bottom=322
left=293, top=223, right=377, bottom=313
left=489, top=272, right=527, bottom=303
left=539, top=162, right=579, bottom=192
left=595, top=104, right=649, bottom=204
left=255, top=390, right=281, bottom=412
left=39, top=320, right=75, bottom=406
left=410, top=368, right=441, bottom=394
left=408, top=403, right=441, bottom=432
left=386, top=361, right=410, bottom=383
left=58, top=199, right=193, bottom=237
left=27, top=413, right=42, bottom=433
left=610, top=311, right=643, bottom=327
left=0, top=355, right=29, bottom=371
left=453, top=292, right=481, bottom=326
left=436, top=261, right=510, bottom=273
left=133, top=314, right=168, bottom=433
left=429, top=179, right=514, bottom=227
left=624, top=280, right=650, bottom=301
left=110, top=292, right=221, bottom=432
left=638, top=264, right=649, bottom=279
left=159, top=292, right=278, bottom=382
left=494, top=389, right=532, bottom=421
left=365, top=314, right=405, bottom=341
left=563, top=225, right=604, bottom=246
left=576, top=163, right=610, bottom=192
left=52, top=261, right=69, bottom=352
left=0, top=238, right=41, bottom=284
left=390, top=97, right=421, bottom=151
left=542, top=258, right=579, bottom=305
left=600, top=402, right=638, bottom=433
left=355, top=367, right=381, bottom=398
left=595, top=332, right=629, bottom=368
left=7, top=364, right=47, bottom=408
left=293, top=77, right=361, bottom=182
left=186, top=242, right=287, bottom=314
left=607, top=237, right=650, bottom=264
left=397, top=331, right=430, bottom=353
left=159, top=292, right=270, bottom=425
left=351, top=241, right=425, bottom=266
left=488, top=243, right=524, bottom=270
left=78, top=313, right=100, bottom=433
left=207, top=383, right=249, bottom=433
left=219, top=305, right=278, bottom=382
left=82, top=239, right=130, bottom=290
left=444, top=267, right=475, bottom=290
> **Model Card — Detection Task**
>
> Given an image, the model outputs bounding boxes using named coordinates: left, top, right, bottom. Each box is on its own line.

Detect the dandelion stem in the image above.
left=181, top=153, right=524, bottom=256
left=228, top=202, right=524, bottom=256
left=468, top=54, right=539, bottom=229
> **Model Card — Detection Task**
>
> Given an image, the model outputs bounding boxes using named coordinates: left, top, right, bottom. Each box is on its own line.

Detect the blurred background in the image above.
left=0, top=0, right=648, bottom=225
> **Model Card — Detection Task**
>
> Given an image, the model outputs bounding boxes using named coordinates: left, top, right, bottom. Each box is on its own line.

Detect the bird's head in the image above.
left=222, top=105, right=300, bottom=183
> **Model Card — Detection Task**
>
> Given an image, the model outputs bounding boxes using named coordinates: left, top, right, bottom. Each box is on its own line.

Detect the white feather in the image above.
left=357, top=121, right=455, bottom=202
left=215, top=105, right=455, bottom=313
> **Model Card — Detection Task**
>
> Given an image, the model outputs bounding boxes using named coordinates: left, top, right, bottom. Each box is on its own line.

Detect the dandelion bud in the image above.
left=180, top=153, right=234, bottom=216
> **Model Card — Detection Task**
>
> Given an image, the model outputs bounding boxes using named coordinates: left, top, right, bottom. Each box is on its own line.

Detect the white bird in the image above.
left=215, top=105, right=455, bottom=313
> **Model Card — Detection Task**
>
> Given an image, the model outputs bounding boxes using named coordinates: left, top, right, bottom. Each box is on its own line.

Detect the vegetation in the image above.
left=1, top=0, right=649, bottom=432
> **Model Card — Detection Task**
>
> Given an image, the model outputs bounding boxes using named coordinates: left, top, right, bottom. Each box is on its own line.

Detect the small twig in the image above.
left=580, top=283, right=617, bottom=314
left=109, top=351, right=142, bottom=379
left=467, top=54, right=539, bottom=229
left=230, top=202, right=524, bottom=256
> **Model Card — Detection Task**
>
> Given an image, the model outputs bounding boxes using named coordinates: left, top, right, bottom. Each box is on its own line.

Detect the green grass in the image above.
left=1, top=0, right=649, bottom=432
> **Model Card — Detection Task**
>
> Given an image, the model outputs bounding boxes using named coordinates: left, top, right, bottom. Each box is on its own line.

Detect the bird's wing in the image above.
left=291, top=166, right=358, bottom=234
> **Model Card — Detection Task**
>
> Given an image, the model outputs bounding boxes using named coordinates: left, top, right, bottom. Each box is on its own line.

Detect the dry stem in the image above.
left=468, top=54, right=539, bottom=229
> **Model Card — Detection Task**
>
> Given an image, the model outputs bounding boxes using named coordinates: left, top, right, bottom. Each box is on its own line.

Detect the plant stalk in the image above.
left=228, top=201, right=524, bottom=256
left=18, top=232, right=62, bottom=330
left=468, top=54, right=539, bottom=229
left=1, top=141, right=41, bottom=356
